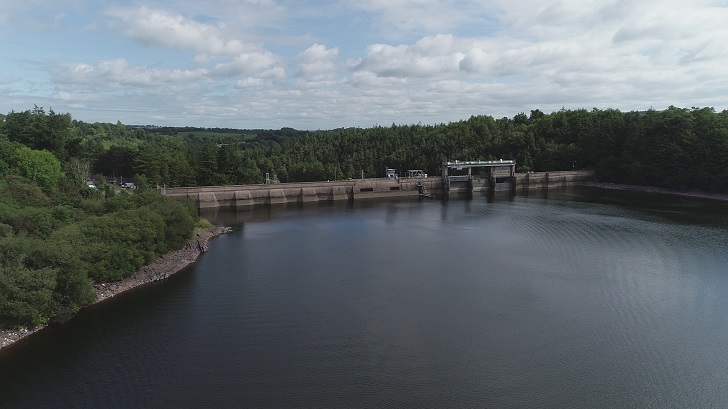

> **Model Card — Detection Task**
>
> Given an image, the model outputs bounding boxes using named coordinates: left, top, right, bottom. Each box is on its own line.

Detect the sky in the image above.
left=1, top=0, right=728, bottom=130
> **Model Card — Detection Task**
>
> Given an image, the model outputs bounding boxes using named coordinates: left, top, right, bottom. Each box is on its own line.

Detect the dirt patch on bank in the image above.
left=1, top=225, right=231, bottom=351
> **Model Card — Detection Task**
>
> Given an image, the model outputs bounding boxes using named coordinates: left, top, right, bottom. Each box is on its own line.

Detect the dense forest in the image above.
left=0, top=108, right=199, bottom=329
left=1, top=105, right=727, bottom=329
left=4, top=105, right=727, bottom=193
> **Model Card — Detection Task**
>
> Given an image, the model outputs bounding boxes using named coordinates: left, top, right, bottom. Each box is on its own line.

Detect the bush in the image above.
left=0, top=232, right=96, bottom=322
left=13, top=146, right=63, bottom=192
left=12, top=207, right=55, bottom=237
left=80, top=208, right=166, bottom=281
left=0, top=163, right=200, bottom=327
left=0, top=223, right=12, bottom=237
left=0, top=175, right=50, bottom=207
left=0, top=263, right=57, bottom=328
left=145, top=197, right=196, bottom=252
left=196, top=218, right=213, bottom=229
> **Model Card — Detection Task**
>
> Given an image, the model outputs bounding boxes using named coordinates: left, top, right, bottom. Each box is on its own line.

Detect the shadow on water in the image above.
left=197, top=187, right=727, bottom=229
left=198, top=196, right=433, bottom=227
left=550, top=186, right=728, bottom=227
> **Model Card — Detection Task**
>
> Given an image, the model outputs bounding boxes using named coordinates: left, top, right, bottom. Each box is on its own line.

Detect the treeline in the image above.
left=0, top=113, right=198, bottom=329
left=9, top=105, right=728, bottom=193
left=4, top=105, right=726, bottom=193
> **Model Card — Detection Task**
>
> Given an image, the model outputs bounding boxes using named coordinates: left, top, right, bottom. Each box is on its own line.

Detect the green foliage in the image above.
left=0, top=262, right=57, bottom=328
left=0, top=223, right=12, bottom=237
left=0, top=184, right=193, bottom=329
left=11, top=207, right=56, bottom=237
left=0, top=137, right=18, bottom=179
left=3, top=106, right=72, bottom=160
left=86, top=105, right=728, bottom=192
left=144, top=197, right=196, bottom=252
left=102, top=191, right=134, bottom=213
left=95, top=145, right=136, bottom=179
left=77, top=197, right=105, bottom=217
left=77, top=194, right=196, bottom=282
left=80, top=208, right=163, bottom=281
left=13, top=146, right=64, bottom=191
left=0, top=231, right=95, bottom=326
left=135, top=174, right=150, bottom=192
left=0, top=175, right=50, bottom=207
left=0, top=109, right=205, bottom=329
left=196, top=218, right=213, bottom=229
left=46, top=225, right=96, bottom=319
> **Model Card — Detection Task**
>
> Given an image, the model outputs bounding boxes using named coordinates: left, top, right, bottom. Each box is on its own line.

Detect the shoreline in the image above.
left=584, top=182, right=728, bottom=202
left=0, top=225, right=231, bottom=351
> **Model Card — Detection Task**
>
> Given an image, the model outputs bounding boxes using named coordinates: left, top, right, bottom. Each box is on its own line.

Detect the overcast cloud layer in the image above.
left=1, top=0, right=727, bottom=129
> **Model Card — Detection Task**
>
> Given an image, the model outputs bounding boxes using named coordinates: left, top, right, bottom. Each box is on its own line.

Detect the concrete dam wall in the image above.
left=163, top=171, right=594, bottom=209
left=514, top=170, right=594, bottom=191
left=164, top=178, right=443, bottom=209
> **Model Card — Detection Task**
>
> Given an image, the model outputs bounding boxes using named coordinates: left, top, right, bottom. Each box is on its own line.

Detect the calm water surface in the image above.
left=1, top=188, right=727, bottom=408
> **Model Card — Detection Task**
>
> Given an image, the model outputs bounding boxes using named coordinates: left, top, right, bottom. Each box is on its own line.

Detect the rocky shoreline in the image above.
left=0, top=225, right=231, bottom=351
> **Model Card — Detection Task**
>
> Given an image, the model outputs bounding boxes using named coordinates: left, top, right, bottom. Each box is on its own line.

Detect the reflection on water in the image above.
left=1, top=188, right=727, bottom=408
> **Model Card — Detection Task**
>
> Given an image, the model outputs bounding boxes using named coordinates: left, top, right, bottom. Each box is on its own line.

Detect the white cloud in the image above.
left=459, top=48, right=492, bottom=73
left=2, top=0, right=728, bottom=128
left=346, top=0, right=489, bottom=35
left=212, top=51, right=280, bottom=77
left=352, top=34, right=464, bottom=78
left=105, top=6, right=257, bottom=57
left=235, top=77, right=265, bottom=88
left=297, top=43, right=339, bottom=81
left=51, top=59, right=209, bottom=92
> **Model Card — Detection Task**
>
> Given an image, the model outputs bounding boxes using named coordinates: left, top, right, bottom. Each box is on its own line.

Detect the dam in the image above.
left=163, top=169, right=594, bottom=209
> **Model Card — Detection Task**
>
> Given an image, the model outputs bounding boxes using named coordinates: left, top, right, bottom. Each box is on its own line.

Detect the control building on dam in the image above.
left=443, top=160, right=517, bottom=194
left=163, top=165, right=594, bottom=209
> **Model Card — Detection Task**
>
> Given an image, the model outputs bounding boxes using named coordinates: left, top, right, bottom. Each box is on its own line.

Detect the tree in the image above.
left=145, top=197, right=196, bottom=253
left=134, top=143, right=164, bottom=186
left=95, top=145, right=136, bottom=180
left=0, top=175, right=50, bottom=207
left=0, top=137, right=19, bottom=179
left=0, top=260, right=57, bottom=328
left=13, top=147, right=63, bottom=191
left=3, top=107, right=72, bottom=160
left=80, top=207, right=166, bottom=281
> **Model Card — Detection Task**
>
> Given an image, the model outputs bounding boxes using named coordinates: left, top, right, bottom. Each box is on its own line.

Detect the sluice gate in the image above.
left=442, top=160, right=517, bottom=195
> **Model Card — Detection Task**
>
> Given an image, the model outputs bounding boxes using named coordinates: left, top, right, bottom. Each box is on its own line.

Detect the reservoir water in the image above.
left=1, top=188, right=727, bottom=408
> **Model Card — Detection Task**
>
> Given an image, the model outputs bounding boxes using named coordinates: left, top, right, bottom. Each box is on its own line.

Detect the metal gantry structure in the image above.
left=442, top=160, right=516, bottom=194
